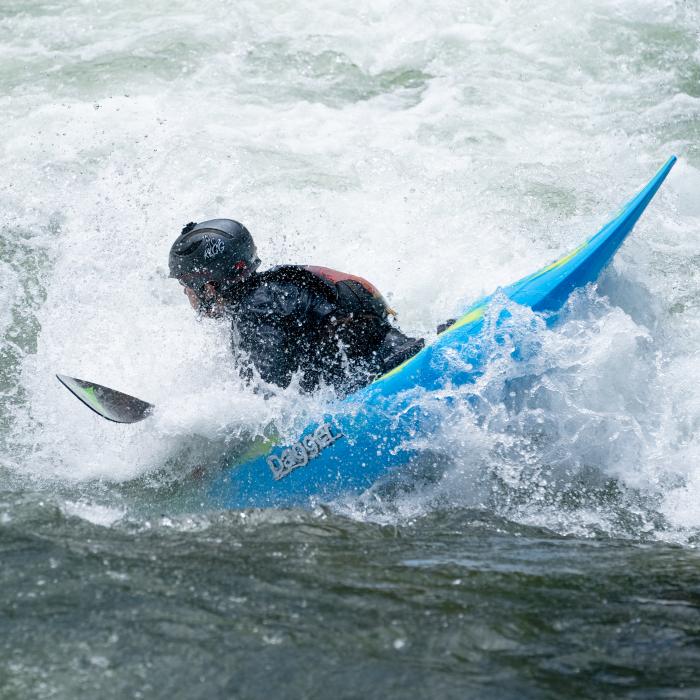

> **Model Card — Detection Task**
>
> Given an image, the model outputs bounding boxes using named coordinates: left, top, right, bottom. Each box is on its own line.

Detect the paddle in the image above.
left=56, top=374, right=154, bottom=423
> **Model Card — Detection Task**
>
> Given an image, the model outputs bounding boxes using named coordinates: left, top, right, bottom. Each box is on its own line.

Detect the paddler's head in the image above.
left=168, top=219, right=260, bottom=316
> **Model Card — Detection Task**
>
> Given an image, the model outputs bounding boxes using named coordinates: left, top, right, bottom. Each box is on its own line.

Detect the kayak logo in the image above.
left=203, top=237, right=225, bottom=260
left=267, top=422, right=344, bottom=481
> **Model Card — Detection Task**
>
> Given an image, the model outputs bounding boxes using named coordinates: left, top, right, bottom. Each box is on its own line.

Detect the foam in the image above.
left=1, top=0, right=699, bottom=540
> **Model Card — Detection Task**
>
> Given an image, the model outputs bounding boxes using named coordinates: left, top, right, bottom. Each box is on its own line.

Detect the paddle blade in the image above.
left=56, top=374, right=154, bottom=423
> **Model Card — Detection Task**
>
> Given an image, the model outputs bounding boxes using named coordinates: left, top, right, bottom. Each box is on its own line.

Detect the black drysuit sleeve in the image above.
left=231, top=280, right=332, bottom=389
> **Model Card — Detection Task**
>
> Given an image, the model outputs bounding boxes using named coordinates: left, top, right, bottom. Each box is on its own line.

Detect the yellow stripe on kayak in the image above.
left=534, top=241, right=587, bottom=276
left=374, top=305, right=487, bottom=383
left=374, top=239, right=590, bottom=385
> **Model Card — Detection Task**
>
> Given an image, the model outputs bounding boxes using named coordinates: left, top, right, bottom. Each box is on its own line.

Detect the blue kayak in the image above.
left=207, top=157, right=676, bottom=510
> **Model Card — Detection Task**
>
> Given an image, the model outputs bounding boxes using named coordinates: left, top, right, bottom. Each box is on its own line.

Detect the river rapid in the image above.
left=1, top=1, right=700, bottom=697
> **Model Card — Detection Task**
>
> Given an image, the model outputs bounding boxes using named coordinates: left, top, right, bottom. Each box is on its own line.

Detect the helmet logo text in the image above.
left=203, top=237, right=225, bottom=260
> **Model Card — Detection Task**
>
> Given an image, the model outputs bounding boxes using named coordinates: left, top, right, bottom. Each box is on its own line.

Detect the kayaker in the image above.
left=168, top=219, right=424, bottom=394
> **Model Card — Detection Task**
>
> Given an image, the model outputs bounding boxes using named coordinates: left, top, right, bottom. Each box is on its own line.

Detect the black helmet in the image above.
left=168, top=219, right=260, bottom=292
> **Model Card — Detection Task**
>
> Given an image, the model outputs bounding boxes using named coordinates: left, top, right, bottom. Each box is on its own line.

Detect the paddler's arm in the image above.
left=232, top=280, right=317, bottom=389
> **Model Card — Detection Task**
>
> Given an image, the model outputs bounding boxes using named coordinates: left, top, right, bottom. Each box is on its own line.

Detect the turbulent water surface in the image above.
left=2, top=1, right=700, bottom=697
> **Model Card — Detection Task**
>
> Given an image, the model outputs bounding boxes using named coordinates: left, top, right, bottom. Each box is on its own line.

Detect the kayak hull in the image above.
left=207, top=157, right=676, bottom=509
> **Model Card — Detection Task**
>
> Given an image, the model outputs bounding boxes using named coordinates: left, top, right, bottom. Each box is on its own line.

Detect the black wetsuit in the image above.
left=220, top=265, right=424, bottom=394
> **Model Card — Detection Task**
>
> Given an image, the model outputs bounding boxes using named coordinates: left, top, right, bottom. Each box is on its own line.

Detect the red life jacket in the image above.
left=261, top=265, right=394, bottom=321
left=303, top=265, right=395, bottom=320
left=303, top=265, right=394, bottom=317
left=303, top=266, right=383, bottom=300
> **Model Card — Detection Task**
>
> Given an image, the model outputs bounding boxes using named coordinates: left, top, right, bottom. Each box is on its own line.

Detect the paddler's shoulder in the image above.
left=254, top=265, right=339, bottom=298
left=228, top=266, right=335, bottom=318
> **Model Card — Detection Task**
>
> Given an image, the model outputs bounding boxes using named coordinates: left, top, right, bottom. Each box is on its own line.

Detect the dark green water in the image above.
left=2, top=494, right=699, bottom=699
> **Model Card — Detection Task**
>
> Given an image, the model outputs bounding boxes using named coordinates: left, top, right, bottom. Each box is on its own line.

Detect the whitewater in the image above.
left=1, top=1, right=699, bottom=697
